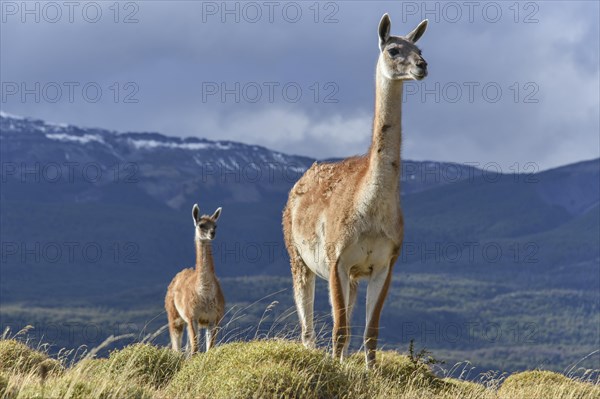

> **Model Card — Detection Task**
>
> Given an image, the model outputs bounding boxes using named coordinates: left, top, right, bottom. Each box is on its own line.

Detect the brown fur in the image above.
left=282, top=14, right=428, bottom=368
left=165, top=208, right=225, bottom=353
left=364, top=259, right=395, bottom=364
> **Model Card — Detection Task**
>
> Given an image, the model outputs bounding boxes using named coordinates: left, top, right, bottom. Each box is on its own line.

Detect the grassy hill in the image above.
left=1, top=337, right=598, bottom=399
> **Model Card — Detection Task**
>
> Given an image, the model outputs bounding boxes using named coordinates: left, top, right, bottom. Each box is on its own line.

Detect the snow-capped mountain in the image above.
left=0, top=112, right=485, bottom=209
left=0, top=112, right=317, bottom=208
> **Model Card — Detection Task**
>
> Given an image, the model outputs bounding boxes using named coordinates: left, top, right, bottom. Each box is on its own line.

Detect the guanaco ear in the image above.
left=192, top=204, right=200, bottom=223
left=405, top=19, right=428, bottom=43
left=378, top=13, right=391, bottom=51
left=211, top=207, right=222, bottom=221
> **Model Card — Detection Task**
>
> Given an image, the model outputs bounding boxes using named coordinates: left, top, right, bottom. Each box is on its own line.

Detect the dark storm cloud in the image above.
left=1, top=1, right=598, bottom=170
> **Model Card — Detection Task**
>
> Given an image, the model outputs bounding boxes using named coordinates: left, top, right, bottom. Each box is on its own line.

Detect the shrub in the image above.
left=499, top=370, right=600, bottom=399
left=344, top=351, right=447, bottom=398
left=168, top=339, right=350, bottom=399
left=107, top=343, right=184, bottom=388
left=440, top=378, right=493, bottom=399
left=0, top=339, right=61, bottom=376
left=15, top=357, right=154, bottom=399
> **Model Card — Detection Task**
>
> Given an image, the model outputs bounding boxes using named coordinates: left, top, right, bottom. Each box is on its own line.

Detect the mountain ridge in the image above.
left=4, top=112, right=597, bottom=208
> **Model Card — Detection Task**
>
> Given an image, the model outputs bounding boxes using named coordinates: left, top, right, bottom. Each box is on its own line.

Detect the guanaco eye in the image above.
left=199, top=223, right=206, bottom=229
left=388, top=48, right=400, bottom=57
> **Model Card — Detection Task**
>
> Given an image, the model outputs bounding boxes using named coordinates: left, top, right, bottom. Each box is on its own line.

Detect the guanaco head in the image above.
left=377, top=14, right=428, bottom=81
left=192, top=204, right=222, bottom=241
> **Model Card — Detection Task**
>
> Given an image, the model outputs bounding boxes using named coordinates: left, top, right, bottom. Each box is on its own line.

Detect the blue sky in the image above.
left=1, top=1, right=598, bottom=170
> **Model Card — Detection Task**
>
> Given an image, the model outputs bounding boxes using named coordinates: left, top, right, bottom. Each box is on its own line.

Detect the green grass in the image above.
left=1, top=337, right=598, bottom=399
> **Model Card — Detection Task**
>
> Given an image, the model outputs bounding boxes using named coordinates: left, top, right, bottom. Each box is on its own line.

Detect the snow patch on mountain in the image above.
left=46, top=133, right=105, bottom=144
left=0, top=110, right=24, bottom=120
left=126, top=138, right=213, bottom=151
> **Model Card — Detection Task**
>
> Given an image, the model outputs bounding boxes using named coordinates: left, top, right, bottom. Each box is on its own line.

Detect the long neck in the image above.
left=367, top=58, right=404, bottom=191
left=195, top=239, right=214, bottom=287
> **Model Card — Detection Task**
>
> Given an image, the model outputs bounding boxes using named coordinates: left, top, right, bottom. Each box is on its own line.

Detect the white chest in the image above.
left=339, top=235, right=396, bottom=278
left=297, top=232, right=396, bottom=281
left=293, top=184, right=401, bottom=281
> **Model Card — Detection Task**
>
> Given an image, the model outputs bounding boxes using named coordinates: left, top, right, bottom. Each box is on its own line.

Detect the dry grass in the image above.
left=498, top=370, right=599, bottom=399
left=1, top=336, right=598, bottom=399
